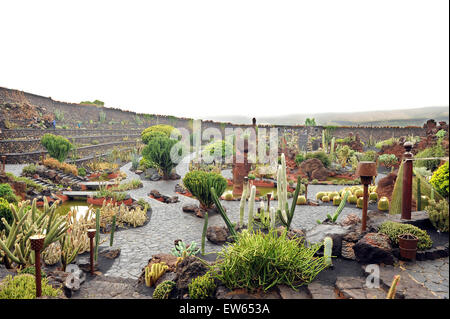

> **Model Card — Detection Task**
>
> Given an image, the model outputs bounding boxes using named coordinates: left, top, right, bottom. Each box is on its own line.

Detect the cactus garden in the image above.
left=0, top=1, right=449, bottom=306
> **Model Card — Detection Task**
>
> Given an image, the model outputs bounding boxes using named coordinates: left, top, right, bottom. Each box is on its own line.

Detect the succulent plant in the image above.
left=297, top=195, right=307, bottom=205
left=347, top=194, right=358, bottom=205
left=321, top=195, right=330, bottom=203
left=369, top=192, right=378, bottom=201
left=378, top=197, right=390, bottom=211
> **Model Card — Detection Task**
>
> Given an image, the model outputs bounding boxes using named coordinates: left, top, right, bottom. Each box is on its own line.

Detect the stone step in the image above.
left=335, top=276, right=387, bottom=299
left=306, top=281, right=338, bottom=299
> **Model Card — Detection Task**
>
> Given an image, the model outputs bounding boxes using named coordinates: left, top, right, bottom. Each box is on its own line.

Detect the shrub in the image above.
left=142, top=135, right=178, bottom=179
left=42, top=158, right=78, bottom=176
left=426, top=199, right=449, bottom=232
left=414, top=146, right=445, bottom=171
left=305, top=151, right=330, bottom=168
left=211, top=229, right=328, bottom=291
left=311, top=179, right=319, bottom=185
left=183, top=171, right=227, bottom=209
left=378, top=154, right=398, bottom=170
left=188, top=273, right=216, bottom=299
left=139, top=157, right=157, bottom=169
left=295, top=153, right=305, bottom=166
left=141, top=124, right=180, bottom=144
left=40, top=133, right=73, bottom=162
left=77, top=167, right=86, bottom=177
left=0, top=183, right=17, bottom=203
left=202, top=140, right=234, bottom=162
left=359, top=150, right=378, bottom=162
left=0, top=198, right=13, bottom=232
left=22, top=164, right=37, bottom=176
left=375, top=138, right=397, bottom=149
left=0, top=274, right=61, bottom=299
left=18, top=266, right=47, bottom=278
left=429, top=162, right=449, bottom=198
left=153, top=280, right=176, bottom=299
left=247, top=173, right=256, bottom=180
left=378, top=221, right=433, bottom=250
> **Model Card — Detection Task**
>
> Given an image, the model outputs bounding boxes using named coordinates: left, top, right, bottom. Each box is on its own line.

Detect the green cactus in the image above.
left=239, top=186, right=248, bottom=226
left=324, top=236, right=333, bottom=267
left=332, top=196, right=341, bottom=206
left=277, top=175, right=302, bottom=230
left=297, top=195, right=307, bottom=205
left=356, top=197, right=364, bottom=209
left=211, top=187, right=238, bottom=239
left=426, top=199, right=449, bottom=232
left=144, top=262, right=169, bottom=287
left=110, top=214, right=116, bottom=246
left=316, top=192, right=326, bottom=200
left=347, top=194, right=358, bottom=204
left=201, top=212, right=208, bottom=255
left=321, top=195, right=330, bottom=203
left=153, top=280, right=176, bottom=299
left=416, top=178, right=422, bottom=211
left=378, top=197, right=390, bottom=211
left=369, top=192, right=378, bottom=201
left=0, top=198, right=68, bottom=268
left=94, top=208, right=100, bottom=262
left=248, top=186, right=256, bottom=232
left=188, top=272, right=216, bottom=299
left=330, top=191, right=350, bottom=223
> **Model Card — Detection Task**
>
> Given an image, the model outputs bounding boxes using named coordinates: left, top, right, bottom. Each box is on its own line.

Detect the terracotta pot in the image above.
left=398, top=233, right=419, bottom=260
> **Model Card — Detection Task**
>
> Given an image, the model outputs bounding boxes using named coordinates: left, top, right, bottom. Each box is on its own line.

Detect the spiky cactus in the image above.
left=144, top=262, right=169, bottom=287
left=247, top=186, right=256, bottom=232
left=201, top=212, right=208, bottom=255
left=110, top=214, right=116, bottom=246
left=386, top=275, right=400, bottom=299
left=277, top=175, right=302, bottom=230
left=210, top=187, right=238, bottom=239
left=94, top=208, right=100, bottom=262
left=324, top=236, right=333, bottom=267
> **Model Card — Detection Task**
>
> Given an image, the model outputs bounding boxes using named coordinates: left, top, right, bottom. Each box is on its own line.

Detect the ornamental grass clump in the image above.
left=210, top=229, right=327, bottom=292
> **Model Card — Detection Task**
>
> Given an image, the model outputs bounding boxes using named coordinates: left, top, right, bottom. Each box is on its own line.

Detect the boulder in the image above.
left=99, top=247, right=121, bottom=259
left=300, top=158, right=330, bottom=181
left=207, top=226, right=230, bottom=245
left=175, top=256, right=209, bottom=295
left=353, top=233, right=394, bottom=265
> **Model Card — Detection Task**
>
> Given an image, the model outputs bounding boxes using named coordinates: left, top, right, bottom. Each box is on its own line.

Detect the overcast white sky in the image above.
left=0, top=0, right=448, bottom=119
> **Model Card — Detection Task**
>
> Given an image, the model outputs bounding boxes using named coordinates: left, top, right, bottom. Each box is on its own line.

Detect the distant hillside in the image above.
left=206, top=106, right=449, bottom=126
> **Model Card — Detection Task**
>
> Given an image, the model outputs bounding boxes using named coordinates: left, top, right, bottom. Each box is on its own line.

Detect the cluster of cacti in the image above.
left=332, top=196, right=341, bottom=206
left=60, top=233, right=81, bottom=272
left=378, top=196, right=390, bottom=211
left=99, top=201, right=147, bottom=228
left=144, top=262, right=169, bottom=287
left=323, top=236, right=333, bottom=267
left=322, top=195, right=330, bottom=202
left=276, top=163, right=302, bottom=230
left=152, top=280, right=176, bottom=299
left=0, top=274, right=62, bottom=299
left=171, top=240, right=200, bottom=257
left=66, top=207, right=95, bottom=254
left=188, top=272, right=216, bottom=299
left=426, top=199, right=449, bottom=232
left=0, top=198, right=68, bottom=268
left=325, top=191, right=350, bottom=223
left=42, top=242, right=61, bottom=265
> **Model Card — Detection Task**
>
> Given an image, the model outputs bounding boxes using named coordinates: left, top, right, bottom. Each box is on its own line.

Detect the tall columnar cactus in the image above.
left=269, top=207, right=276, bottom=229
left=416, top=178, right=422, bottom=211
left=322, top=130, right=327, bottom=153
left=239, top=186, right=248, bottom=226
left=210, top=187, right=238, bottom=239
left=277, top=174, right=302, bottom=230
left=94, top=208, right=100, bottom=262
left=110, top=214, right=116, bottom=247
left=386, top=275, right=400, bottom=299
left=330, top=137, right=335, bottom=160
left=323, top=236, right=333, bottom=267
left=326, top=191, right=350, bottom=223
left=201, top=212, right=208, bottom=255
left=0, top=198, right=68, bottom=268
left=247, top=186, right=256, bottom=232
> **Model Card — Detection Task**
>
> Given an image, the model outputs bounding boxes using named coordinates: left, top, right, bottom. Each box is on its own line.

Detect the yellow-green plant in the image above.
left=378, top=197, right=390, bottom=211
left=0, top=198, right=68, bottom=268
left=426, top=199, right=449, bottom=232
left=153, top=280, right=176, bottom=299
left=144, top=262, right=169, bottom=287
left=378, top=221, right=432, bottom=250
left=188, top=272, right=216, bottom=299
left=0, top=274, right=62, bottom=299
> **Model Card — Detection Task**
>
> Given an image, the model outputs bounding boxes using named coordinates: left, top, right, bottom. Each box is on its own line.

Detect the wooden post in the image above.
left=401, top=142, right=413, bottom=220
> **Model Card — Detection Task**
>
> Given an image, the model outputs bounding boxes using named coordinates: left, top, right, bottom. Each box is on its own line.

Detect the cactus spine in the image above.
left=201, top=212, right=208, bottom=255
left=324, top=236, right=333, bottom=267
left=110, top=214, right=116, bottom=247
left=248, top=185, right=256, bottom=232
left=94, top=208, right=100, bottom=262
left=144, top=262, right=169, bottom=287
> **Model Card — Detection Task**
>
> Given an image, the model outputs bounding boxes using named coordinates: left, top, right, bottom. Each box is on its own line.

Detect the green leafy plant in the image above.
left=0, top=274, right=61, bottom=299
left=210, top=229, right=328, bottom=292
left=142, top=135, right=178, bottom=179
left=429, top=161, right=449, bottom=198
left=378, top=221, right=433, bottom=250
left=0, top=198, right=13, bottom=232
left=183, top=170, right=227, bottom=209
left=414, top=146, right=445, bottom=171
left=18, top=266, right=47, bottom=278
left=378, top=153, right=398, bottom=171
left=188, top=272, right=216, bottom=299
left=153, top=280, right=176, bottom=299
left=0, top=183, right=18, bottom=203
left=171, top=241, right=200, bottom=257
left=40, top=133, right=73, bottom=162
left=77, top=167, right=86, bottom=177
left=141, top=124, right=180, bottom=144
left=21, top=164, right=37, bottom=176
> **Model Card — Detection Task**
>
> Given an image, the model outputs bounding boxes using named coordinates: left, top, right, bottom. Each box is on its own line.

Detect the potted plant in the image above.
left=398, top=233, right=419, bottom=260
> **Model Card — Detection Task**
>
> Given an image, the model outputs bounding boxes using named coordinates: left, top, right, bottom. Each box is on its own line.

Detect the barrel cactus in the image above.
left=316, top=192, right=326, bottom=201
left=347, top=194, right=358, bottom=204
left=321, top=195, right=330, bottom=203
left=354, top=188, right=364, bottom=198
left=378, top=196, right=390, bottom=211
left=329, top=191, right=339, bottom=201
left=369, top=192, right=378, bottom=201
left=223, top=191, right=234, bottom=201
left=332, top=196, right=341, bottom=206
left=356, top=197, right=364, bottom=209
left=296, top=195, right=307, bottom=205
